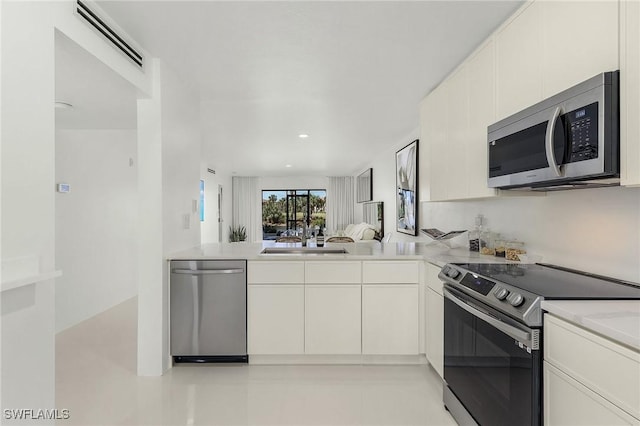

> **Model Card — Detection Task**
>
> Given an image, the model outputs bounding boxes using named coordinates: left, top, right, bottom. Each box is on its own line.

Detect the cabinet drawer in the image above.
left=545, top=314, right=640, bottom=419
left=362, top=261, right=419, bottom=284
left=305, top=261, right=361, bottom=284
left=425, top=262, right=444, bottom=295
left=247, top=261, right=304, bottom=284
left=544, top=361, right=639, bottom=425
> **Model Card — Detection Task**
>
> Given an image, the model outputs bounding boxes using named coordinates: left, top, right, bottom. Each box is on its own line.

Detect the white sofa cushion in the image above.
left=345, top=222, right=376, bottom=240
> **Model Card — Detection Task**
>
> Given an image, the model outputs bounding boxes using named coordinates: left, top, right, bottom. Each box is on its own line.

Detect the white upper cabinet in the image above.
left=496, top=1, right=543, bottom=121
left=445, top=66, right=469, bottom=201
left=421, top=0, right=628, bottom=201
left=541, top=1, right=619, bottom=98
left=466, top=40, right=498, bottom=199
left=620, top=0, right=640, bottom=187
left=420, top=83, right=448, bottom=202
left=496, top=0, right=619, bottom=120
left=420, top=40, right=497, bottom=202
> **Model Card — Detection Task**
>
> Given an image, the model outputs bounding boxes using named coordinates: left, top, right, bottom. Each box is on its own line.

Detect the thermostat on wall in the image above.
left=57, top=183, right=70, bottom=193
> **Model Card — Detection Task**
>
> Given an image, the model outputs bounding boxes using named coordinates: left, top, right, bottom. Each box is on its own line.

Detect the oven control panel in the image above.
left=439, top=264, right=543, bottom=326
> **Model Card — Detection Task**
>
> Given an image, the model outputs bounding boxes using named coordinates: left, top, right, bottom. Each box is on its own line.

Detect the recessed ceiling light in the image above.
left=55, top=101, right=74, bottom=109
left=285, top=164, right=293, bottom=168
left=298, top=134, right=309, bottom=139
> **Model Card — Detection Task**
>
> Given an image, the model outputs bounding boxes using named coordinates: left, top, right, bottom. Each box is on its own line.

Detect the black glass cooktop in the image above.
left=454, top=263, right=640, bottom=300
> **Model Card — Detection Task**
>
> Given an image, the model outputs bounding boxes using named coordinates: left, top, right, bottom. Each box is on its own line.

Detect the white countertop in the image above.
left=168, top=241, right=510, bottom=266
left=542, top=300, right=640, bottom=351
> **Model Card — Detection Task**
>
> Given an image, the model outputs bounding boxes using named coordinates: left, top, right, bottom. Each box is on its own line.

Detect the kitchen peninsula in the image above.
left=168, top=241, right=498, bottom=365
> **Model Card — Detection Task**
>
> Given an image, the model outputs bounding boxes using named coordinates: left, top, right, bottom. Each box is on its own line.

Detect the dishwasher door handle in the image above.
left=172, top=268, right=245, bottom=275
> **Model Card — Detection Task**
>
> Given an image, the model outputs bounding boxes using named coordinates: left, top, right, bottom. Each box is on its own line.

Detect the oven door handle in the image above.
left=444, top=288, right=533, bottom=346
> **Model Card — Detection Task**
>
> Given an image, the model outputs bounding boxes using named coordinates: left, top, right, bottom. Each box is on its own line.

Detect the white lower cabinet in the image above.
left=544, top=361, right=638, bottom=426
left=247, top=284, right=304, bottom=354
left=304, top=285, right=361, bottom=354
left=362, top=284, right=419, bottom=355
left=425, top=287, right=444, bottom=378
left=544, top=314, right=640, bottom=425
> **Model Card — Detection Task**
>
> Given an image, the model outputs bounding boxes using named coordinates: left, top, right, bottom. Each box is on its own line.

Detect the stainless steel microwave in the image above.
left=488, top=71, right=619, bottom=191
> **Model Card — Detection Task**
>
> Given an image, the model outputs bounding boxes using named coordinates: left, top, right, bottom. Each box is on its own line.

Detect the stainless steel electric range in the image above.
left=438, top=262, right=640, bottom=426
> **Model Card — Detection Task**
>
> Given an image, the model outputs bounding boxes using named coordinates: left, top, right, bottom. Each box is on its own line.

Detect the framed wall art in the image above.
left=396, top=140, right=418, bottom=236
left=356, top=168, right=373, bottom=203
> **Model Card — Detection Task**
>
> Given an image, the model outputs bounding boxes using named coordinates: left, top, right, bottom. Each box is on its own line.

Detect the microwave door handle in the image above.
left=545, top=106, right=563, bottom=177
left=444, top=288, right=532, bottom=346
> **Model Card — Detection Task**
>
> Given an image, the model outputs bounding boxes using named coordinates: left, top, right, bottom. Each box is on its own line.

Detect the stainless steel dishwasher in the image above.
left=170, top=260, right=247, bottom=363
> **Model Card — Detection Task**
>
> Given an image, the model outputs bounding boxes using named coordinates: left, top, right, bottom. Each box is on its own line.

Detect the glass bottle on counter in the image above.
left=468, top=214, right=484, bottom=252
left=317, top=228, right=325, bottom=247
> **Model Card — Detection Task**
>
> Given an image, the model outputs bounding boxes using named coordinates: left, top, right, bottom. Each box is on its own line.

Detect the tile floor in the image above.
left=56, top=298, right=456, bottom=426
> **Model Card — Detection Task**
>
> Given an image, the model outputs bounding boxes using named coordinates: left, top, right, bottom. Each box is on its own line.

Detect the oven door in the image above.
left=443, top=286, right=541, bottom=426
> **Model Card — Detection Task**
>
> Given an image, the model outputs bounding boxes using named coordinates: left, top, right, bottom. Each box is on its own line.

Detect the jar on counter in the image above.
left=468, top=229, right=480, bottom=252
left=468, top=214, right=484, bottom=252
left=506, top=240, right=526, bottom=261
left=479, top=230, right=496, bottom=256
left=494, top=238, right=506, bottom=258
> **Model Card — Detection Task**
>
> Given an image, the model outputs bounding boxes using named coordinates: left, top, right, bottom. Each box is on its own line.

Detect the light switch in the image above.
left=182, top=214, right=191, bottom=230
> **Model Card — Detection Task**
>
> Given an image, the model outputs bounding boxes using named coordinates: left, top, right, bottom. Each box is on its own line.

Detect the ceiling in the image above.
left=76, top=1, right=522, bottom=175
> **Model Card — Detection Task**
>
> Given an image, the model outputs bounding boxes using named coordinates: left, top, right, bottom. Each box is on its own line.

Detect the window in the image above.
left=262, top=189, right=326, bottom=240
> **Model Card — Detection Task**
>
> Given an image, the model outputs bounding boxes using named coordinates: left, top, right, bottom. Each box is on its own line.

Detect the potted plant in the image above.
left=229, top=225, right=247, bottom=242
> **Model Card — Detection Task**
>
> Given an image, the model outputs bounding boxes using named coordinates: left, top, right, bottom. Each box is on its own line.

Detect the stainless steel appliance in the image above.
left=170, top=260, right=248, bottom=363
left=488, top=71, right=619, bottom=191
left=439, top=262, right=640, bottom=426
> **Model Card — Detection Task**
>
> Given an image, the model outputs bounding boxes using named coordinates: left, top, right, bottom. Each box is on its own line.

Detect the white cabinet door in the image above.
left=426, top=84, right=449, bottom=202
left=496, top=2, right=543, bottom=120
left=305, top=285, right=361, bottom=354
left=541, top=1, right=618, bottom=98
left=425, top=262, right=443, bottom=295
left=362, top=284, right=419, bottom=355
left=544, top=361, right=639, bottom=426
left=621, top=0, right=640, bottom=187
left=247, top=285, right=304, bottom=354
left=419, top=94, right=435, bottom=202
left=445, top=66, right=469, bottom=200
left=466, top=39, right=498, bottom=199
left=426, top=287, right=444, bottom=378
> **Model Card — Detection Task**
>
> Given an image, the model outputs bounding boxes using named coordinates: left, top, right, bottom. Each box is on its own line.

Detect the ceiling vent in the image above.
left=75, top=0, right=144, bottom=69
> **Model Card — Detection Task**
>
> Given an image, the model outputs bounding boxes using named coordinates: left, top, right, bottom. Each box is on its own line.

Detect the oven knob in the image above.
left=447, top=268, right=460, bottom=279
left=508, top=293, right=525, bottom=307
left=441, top=266, right=450, bottom=275
left=494, top=287, right=509, bottom=300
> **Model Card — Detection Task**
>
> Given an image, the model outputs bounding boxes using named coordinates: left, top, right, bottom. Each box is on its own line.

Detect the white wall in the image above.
left=353, top=132, right=421, bottom=243
left=55, top=129, right=138, bottom=332
left=137, top=59, right=203, bottom=376
left=1, top=0, right=151, bottom=417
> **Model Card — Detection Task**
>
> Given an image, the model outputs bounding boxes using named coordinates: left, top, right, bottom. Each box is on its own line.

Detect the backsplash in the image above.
left=421, top=186, right=640, bottom=283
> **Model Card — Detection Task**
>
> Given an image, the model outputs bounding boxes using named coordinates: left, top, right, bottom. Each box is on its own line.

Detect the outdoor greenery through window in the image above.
left=262, top=190, right=326, bottom=240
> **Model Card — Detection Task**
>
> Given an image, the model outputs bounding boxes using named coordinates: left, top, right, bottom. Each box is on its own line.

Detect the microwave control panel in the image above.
left=566, top=102, right=599, bottom=163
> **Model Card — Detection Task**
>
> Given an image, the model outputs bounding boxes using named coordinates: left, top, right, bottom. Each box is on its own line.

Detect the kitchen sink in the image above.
left=260, top=247, right=349, bottom=255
